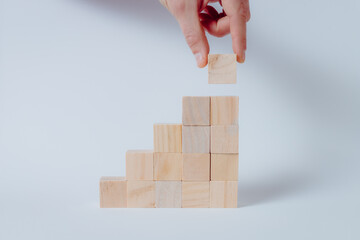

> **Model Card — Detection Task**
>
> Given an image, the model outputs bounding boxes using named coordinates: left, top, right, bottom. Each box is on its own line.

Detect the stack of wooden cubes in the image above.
left=100, top=54, right=239, bottom=208
left=100, top=96, right=239, bottom=208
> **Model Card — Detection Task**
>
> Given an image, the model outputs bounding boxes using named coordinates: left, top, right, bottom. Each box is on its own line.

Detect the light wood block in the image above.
left=211, top=96, right=239, bottom=125
left=182, top=153, right=210, bottom=181
left=182, top=182, right=210, bottom=208
left=100, top=177, right=127, bottom=208
left=127, top=180, right=155, bottom=208
left=155, top=181, right=182, bottom=208
left=208, top=54, right=237, bottom=84
left=210, top=181, right=238, bottom=208
left=182, top=96, right=210, bottom=126
left=182, top=126, right=210, bottom=153
left=154, top=153, right=182, bottom=180
left=211, top=125, right=239, bottom=153
left=211, top=154, right=239, bottom=181
left=154, top=124, right=182, bottom=153
left=126, top=150, right=153, bottom=180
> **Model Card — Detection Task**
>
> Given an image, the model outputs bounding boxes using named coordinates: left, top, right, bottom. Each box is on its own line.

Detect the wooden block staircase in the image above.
left=100, top=54, right=239, bottom=208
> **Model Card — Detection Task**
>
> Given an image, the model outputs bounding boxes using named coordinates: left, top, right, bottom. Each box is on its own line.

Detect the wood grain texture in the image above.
left=155, top=181, right=182, bottom=208
left=127, top=180, right=155, bottom=208
left=182, top=153, right=210, bottom=181
left=126, top=150, right=153, bottom=180
left=208, top=54, right=237, bottom=84
left=182, top=126, right=210, bottom=153
left=100, top=177, right=127, bottom=208
left=153, top=153, right=182, bottom=180
left=210, top=181, right=238, bottom=208
left=211, top=125, right=239, bottom=153
left=182, top=96, right=210, bottom=126
left=210, top=96, right=239, bottom=125
left=211, top=154, right=239, bottom=181
left=154, top=124, right=182, bottom=153
left=182, top=182, right=210, bottom=208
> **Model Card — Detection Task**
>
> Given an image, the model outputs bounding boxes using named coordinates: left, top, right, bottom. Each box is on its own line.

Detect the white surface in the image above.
left=1, top=0, right=360, bottom=239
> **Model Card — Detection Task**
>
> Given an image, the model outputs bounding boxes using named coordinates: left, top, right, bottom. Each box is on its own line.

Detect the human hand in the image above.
left=159, top=0, right=250, bottom=68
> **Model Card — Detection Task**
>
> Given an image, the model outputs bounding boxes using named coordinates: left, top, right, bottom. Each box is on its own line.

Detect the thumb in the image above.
left=175, top=5, right=209, bottom=67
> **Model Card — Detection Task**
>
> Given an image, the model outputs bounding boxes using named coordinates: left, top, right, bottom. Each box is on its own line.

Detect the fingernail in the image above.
left=195, top=53, right=204, bottom=67
left=238, top=52, right=245, bottom=63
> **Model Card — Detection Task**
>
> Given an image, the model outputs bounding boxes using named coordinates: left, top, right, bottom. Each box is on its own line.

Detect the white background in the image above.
left=1, top=0, right=360, bottom=239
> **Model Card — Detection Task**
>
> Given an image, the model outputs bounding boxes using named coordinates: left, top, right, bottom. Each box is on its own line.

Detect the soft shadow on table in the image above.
left=76, top=0, right=360, bottom=208
left=235, top=36, right=360, bottom=207
left=237, top=173, right=313, bottom=208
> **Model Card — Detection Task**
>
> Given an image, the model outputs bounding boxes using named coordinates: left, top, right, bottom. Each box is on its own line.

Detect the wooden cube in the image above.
left=210, top=181, right=238, bottom=208
left=208, top=54, right=237, bottom=84
left=211, top=96, right=239, bottom=125
left=182, top=96, right=210, bottom=126
left=99, top=177, right=127, bottom=208
left=154, top=124, right=182, bottom=153
left=126, top=150, right=153, bottom=180
left=182, top=153, right=210, bottom=181
left=211, top=154, right=239, bottom=181
left=155, top=181, right=182, bottom=208
left=182, top=126, right=210, bottom=153
left=153, top=153, right=182, bottom=180
left=127, top=180, right=155, bottom=208
left=182, top=182, right=210, bottom=208
left=211, top=125, right=239, bottom=153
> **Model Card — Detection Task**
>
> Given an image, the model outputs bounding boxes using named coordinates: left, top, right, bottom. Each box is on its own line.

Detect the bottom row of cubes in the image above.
left=100, top=177, right=238, bottom=208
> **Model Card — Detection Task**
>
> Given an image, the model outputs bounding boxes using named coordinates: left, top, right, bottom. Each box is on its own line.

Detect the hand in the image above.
left=160, top=0, right=250, bottom=68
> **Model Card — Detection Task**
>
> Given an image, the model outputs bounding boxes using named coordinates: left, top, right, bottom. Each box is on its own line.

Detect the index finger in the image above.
left=223, top=0, right=250, bottom=63
left=229, top=12, right=246, bottom=63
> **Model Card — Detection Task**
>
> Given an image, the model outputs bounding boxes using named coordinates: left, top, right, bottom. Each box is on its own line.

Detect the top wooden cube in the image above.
left=208, top=54, right=237, bottom=84
left=153, top=124, right=182, bottom=153
left=182, top=96, right=210, bottom=126
left=211, top=96, right=239, bottom=125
